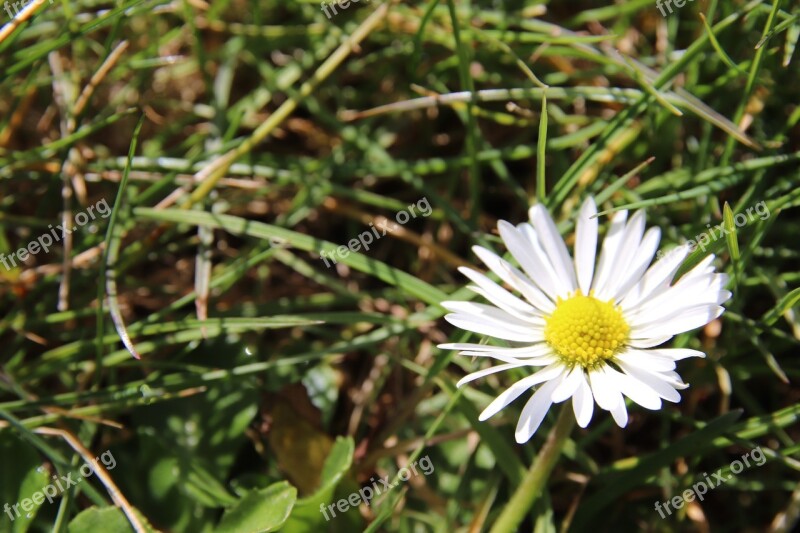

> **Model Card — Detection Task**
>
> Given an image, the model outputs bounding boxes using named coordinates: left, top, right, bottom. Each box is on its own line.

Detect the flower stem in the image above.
left=490, top=405, right=575, bottom=533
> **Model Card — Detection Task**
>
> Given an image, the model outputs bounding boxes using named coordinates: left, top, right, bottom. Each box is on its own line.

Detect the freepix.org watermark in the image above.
left=3, top=450, right=117, bottom=521
left=655, top=0, right=696, bottom=17
left=0, top=198, right=111, bottom=271
left=319, top=455, right=434, bottom=521
left=3, top=0, right=52, bottom=19
left=319, top=197, right=432, bottom=268
left=654, top=446, right=766, bottom=518
left=656, top=200, right=770, bottom=261
left=320, top=0, right=372, bottom=19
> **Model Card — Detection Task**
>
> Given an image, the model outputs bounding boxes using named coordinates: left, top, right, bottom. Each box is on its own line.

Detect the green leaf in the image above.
left=67, top=507, right=133, bottom=533
left=537, top=95, right=548, bottom=202
left=699, top=13, right=747, bottom=75
left=723, top=202, right=741, bottom=290
left=281, top=436, right=357, bottom=532
left=319, top=436, right=355, bottom=488
left=0, top=433, right=50, bottom=533
left=215, top=482, right=297, bottom=533
left=66, top=506, right=155, bottom=533
left=762, top=287, right=800, bottom=326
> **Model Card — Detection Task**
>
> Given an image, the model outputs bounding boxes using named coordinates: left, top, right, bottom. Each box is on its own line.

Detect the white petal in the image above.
left=457, top=362, right=527, bottom=387
left=479, top=364, right=565, bottom=421
left=459, top=353, right=557, bottom=366
left=616, top=349, right=676, bottom=372
left=497, top=221, right=564, bottom=300
left=572, top=372, right=594, bottom=427
left=460, top=267, right=522, bottom=307
left=469, top=285, right=545, bottom=322
left=514, top=378, right=561, bottom=443
left=680, top=254, right=717, bottom=282
left=517, top=218, right=577, bottom=298
left=444, top=314, right=543, bottom=342
left=591, top=210, right=628, bottom=297
left=458, top=350, right=552, bottom=359
left=551, top=367, right=584, bottom=403
left=460, top=264, right=549, bottom=316
left=608, top=366, right=662, bottom=410
left=517, top=222, right=575, bottom=298
left=626, top=272, right=729, bottom=325
left=575, top=197, right=598, bottom=294
left=610, top=399, right=629, bottom=427
left=644, top=348, right=706, bottom=361
left=620, top=244, right=690, bottom=309
left=651, top=369, right=690, bottom=390
left=617, top=361, right=682, bottom=403
left=471, top=247, right=555, bottom=312
left=610, top=227, right=661, bottom=302
left=498, top=263, right=558, bottom=314
left=628, top=335, right=673, bottom=348
left=595, top=210, right=645, bottom=300
left=444, top=343, right=556, bottom=364
left=438, top=342, right=512, bottom=352
left=630, top=305, right=724, bottom=339
left=588, top=366, right=622, bottom=410
left=441, top=301, right=544, bottom=328
left=439, top=343, right=551, bottom=357
left=529, top=204, right=578, bottom=291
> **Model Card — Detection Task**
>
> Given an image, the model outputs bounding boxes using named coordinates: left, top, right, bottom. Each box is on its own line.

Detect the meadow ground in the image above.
left=0, top=1, right=799, bottom=532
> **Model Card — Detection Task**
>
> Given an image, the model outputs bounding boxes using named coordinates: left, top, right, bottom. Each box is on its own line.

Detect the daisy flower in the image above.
left=439, top=197, right=731, bottom=443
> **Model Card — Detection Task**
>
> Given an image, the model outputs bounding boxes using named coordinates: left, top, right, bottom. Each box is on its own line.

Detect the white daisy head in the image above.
left=439, top=197, right=731, bottom=443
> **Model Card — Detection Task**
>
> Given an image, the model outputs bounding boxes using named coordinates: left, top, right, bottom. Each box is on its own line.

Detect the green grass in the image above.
left=0, top=0, right=799, bottom=532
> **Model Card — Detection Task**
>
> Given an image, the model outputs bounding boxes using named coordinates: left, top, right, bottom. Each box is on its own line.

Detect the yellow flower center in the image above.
left=544, top=291, right=629, bottom=369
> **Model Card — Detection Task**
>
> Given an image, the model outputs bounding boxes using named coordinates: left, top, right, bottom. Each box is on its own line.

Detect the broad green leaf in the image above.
left=66, top=506, right=155, bottom=533
left=67, top=507, right=132, bottom=533
left=215, top=482, right=297, bottom=533
left=281, top=436, right=357, bottom=532
left=0, top=433, right=50, bottom=533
